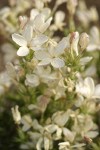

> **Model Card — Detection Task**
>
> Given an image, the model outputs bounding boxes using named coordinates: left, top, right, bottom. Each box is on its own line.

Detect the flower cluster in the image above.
left=0, top=0, right=100, bottom=150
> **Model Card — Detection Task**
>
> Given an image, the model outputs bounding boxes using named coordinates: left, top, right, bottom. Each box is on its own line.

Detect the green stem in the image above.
left=69, top=15, right=75, bottom=32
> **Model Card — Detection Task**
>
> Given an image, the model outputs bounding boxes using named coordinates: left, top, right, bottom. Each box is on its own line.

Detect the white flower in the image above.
left=21, top=115, right=33, bottom=131
left=76, top=77, right=100, bottom=99
left=27, top=120, right=53, bottom=150
left=34, top=14, right=52, bottom=33
left=31, top=34, right=48, bottom=51
left=50, top=11, right=65, bottom=31
left=45, top=110, right=75, bottom=141
left=25, top=66, right=56, bottom=87
left=11, top=105, right=21, bottom=124
left=32, top=12, right=52, bottom=33
left=71, top=112, right=99, bottom=139
left=12, top=25, right=33, bottom=56
left=12, top=25, right=48, bottom=56
left=87, top=26, right=100, bottom=51
left=35, top=37, right=68, bottom=68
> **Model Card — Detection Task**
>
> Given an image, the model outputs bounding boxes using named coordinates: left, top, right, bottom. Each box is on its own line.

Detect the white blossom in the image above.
left=25, top=66, right=57, bottom=87
left=50, top=11, right=65, bottom=31
left=76, top=77, right=100, bottom=99
left=26, top=120, right=53, bottom=150
left=71, top=111, right=99, bottom=139
left=21, top=115, right=33, bottom=131
left=32, top=12, right=52, bottom=33
left=35, top=37, right=68, bottom=68
left=12, top=25, right=48, bottom=56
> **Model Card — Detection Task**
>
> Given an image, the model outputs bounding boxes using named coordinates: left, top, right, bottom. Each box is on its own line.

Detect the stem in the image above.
left=70, top=45, right=74, bottom=60
left=69, top=14, right=75, bottom=32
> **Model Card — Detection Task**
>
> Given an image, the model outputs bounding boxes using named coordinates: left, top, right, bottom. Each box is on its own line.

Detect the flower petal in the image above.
left=36, top=137, right=43, bottom=150
left=54, top=37, right=68, bottom=56
left=17, top=47, right=29, bottom=56
left=63, top=127, right=75, bottom=142
left=75, top=95, right=84, bottom=107
left=25, top=74, right=39, bottom=87
left=31, top=35, right=48, bottom=47
left=55, top=11, right=65, bottom=24
left=85, top=131, right=99, bottom=138
left=80, top=57, right=92, bottom=65
left=94, top=84, right=100, bottom=98
left=35, top=51, right=50, bottom=60
left=12, top=33, right=27, bottom=46
left=22, top=25, right=33, bottom=42
left=33, top=14, right=45, bottom=32
left=53, top=111, right=70, bottom=127
left=40, top=17, right=52, bottom=33
left=87, top=44, right=98, bottom=51
left=44, top=137, right=50, bottom=150
left=84, top=77, right=95, bottom=96
left=51, top=58, right=65, bottom=68
left=30, top=9, right=39, bottom=20
left=71, top=32, right=79, bottom=55
left=41, top=8, right=51, bottom=19
left=38, top=58, right=51, bottom=66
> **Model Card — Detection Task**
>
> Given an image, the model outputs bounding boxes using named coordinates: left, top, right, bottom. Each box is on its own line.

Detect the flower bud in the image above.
left=70, top=32, right=79, bottom=55
left=11, top=105, right=21, bottom=124
left=67, top=0, right=78, bottom=16
left=79, top=33, right=89, bottom=51
left=19, top=16, right=28, bottom=29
